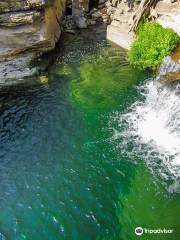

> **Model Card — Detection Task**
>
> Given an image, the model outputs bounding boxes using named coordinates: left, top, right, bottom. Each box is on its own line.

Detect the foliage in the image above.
left=128, top=22, right=180, bottom=69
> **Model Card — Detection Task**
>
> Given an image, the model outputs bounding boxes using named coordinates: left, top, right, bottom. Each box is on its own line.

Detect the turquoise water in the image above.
left=0, top=28, right=179, bottom=239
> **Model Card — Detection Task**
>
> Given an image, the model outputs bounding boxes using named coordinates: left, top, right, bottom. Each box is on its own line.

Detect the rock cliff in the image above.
left=0, top=0, right=66, bottom=85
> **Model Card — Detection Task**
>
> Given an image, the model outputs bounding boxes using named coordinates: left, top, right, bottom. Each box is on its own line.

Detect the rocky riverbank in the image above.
left=0, top=0, right=180, bottom=86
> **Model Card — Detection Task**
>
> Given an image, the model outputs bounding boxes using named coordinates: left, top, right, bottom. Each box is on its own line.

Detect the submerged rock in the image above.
left=0, top=53, right=37, bottom=85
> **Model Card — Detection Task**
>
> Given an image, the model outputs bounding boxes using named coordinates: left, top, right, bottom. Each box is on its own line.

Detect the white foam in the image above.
left=111, top=80, right=180, bottom=179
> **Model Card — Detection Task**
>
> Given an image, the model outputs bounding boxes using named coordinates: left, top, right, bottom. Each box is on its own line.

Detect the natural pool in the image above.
left=0, top=27, right=179, bottom=239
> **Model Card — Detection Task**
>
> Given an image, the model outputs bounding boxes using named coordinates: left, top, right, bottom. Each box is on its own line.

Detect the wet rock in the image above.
left=160, top=72, right=180, bottom=85
left=74, top=16, right=87, bottom=28
left=158, top=46, right=180, bottom=85
left=171, top=45, right=180, bottom=62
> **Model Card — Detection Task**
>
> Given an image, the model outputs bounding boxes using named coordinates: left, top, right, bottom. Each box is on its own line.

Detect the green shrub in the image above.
left=128, top=22, right=180, bottom=69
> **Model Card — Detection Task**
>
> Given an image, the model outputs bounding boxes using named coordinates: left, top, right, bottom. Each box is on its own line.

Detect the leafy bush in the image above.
left=128, top=22, right=180, bottom=69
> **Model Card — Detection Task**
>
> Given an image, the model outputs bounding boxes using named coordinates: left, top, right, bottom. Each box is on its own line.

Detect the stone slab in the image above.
left=106, top=25, right=134, bottom=50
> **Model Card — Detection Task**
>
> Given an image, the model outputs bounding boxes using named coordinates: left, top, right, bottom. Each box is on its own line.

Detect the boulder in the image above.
left=158, top=46, right=180, bottom=85
left=74, top=16, right=87, bottom=28
left=160, top=72, right=180, bottom=85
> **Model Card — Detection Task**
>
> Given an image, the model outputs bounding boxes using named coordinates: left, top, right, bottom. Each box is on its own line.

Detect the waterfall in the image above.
left=159, top=56, right=180, bottom=75
left=111, top=56, right=180, bottom=190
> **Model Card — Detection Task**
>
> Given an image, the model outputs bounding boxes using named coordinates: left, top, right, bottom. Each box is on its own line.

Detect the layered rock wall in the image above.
left=0, top=0, right=66, bottom=84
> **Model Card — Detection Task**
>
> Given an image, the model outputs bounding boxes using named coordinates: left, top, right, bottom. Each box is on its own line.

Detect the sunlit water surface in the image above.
left=0, top=28, right=179, bottom=240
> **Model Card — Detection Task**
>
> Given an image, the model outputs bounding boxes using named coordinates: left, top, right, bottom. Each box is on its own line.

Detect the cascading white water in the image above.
left=111, top=54, right=180, bottom=186
left=111, top=79, right=180, bottom=183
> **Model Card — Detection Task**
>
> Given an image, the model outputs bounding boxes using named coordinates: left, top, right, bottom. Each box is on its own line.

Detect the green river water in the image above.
left=0, top=27, right=179, bottom=239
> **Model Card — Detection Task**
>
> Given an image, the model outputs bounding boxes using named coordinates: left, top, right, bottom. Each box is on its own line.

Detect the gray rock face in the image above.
left=0, top=11, right=41, bottom=27
left=0, top=0, right=66, bottom=85
left=74, top=16, right=87, bottom=28
left=0, top=0, right=46, bottom=12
